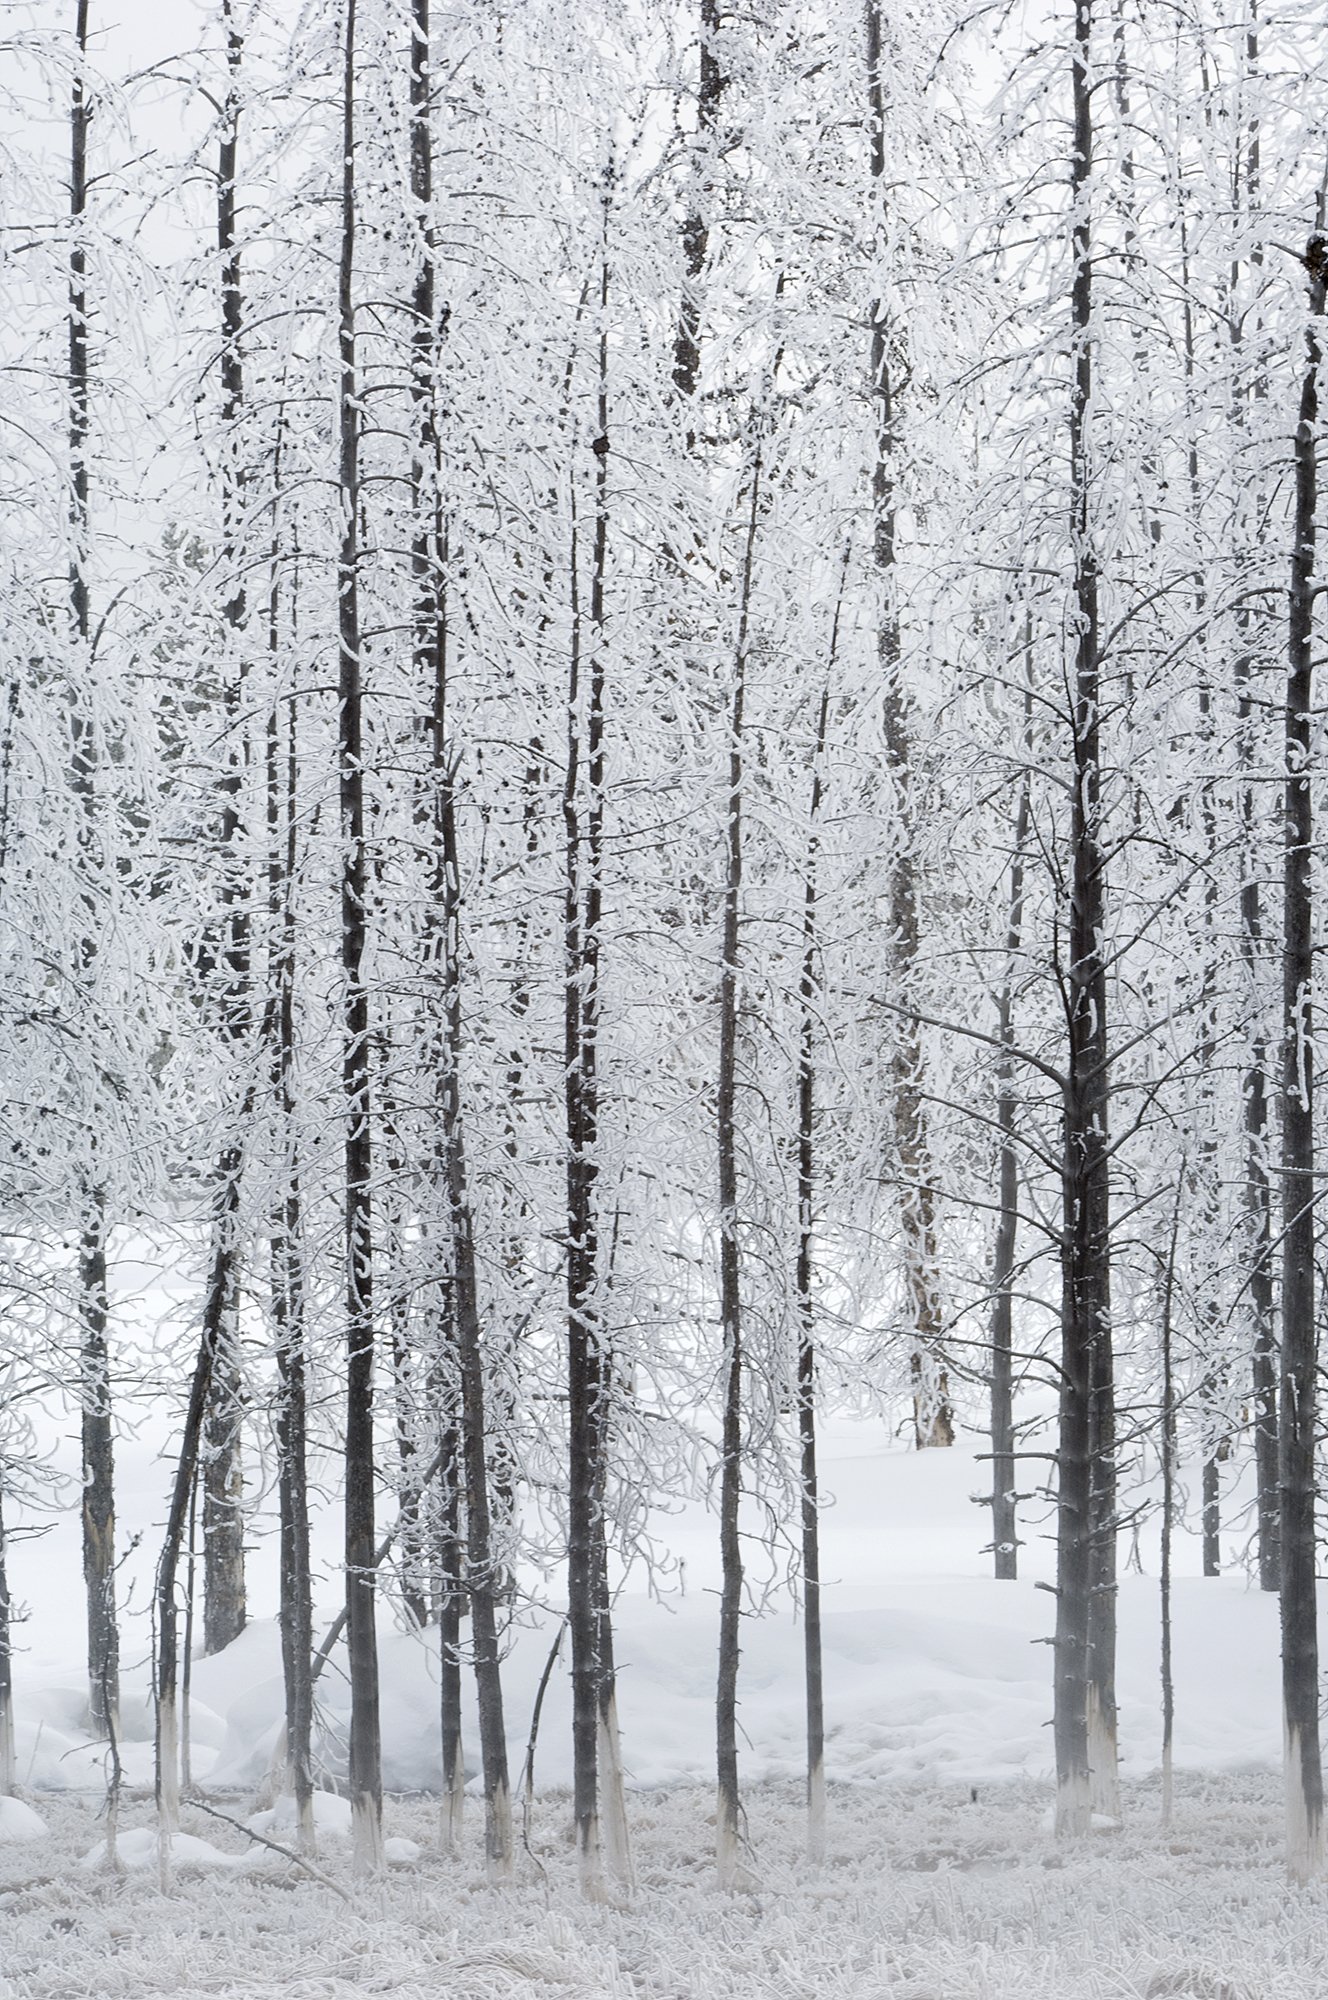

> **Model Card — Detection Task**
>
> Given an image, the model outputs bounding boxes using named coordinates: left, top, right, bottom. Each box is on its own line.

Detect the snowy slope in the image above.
left=5, top=1418, right=1293, bottom=1798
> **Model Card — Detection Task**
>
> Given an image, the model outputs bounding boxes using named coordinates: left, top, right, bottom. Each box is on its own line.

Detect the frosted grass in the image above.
left=0, top=1773, right=1317, bottom=2000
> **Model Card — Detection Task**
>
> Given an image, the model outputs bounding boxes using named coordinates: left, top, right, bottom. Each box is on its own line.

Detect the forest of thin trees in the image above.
left=2, top=0, right=1328, bottom=1891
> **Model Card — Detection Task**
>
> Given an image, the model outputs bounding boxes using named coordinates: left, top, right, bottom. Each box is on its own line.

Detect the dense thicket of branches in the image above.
left=3, top=0, right=1328, bottom=1885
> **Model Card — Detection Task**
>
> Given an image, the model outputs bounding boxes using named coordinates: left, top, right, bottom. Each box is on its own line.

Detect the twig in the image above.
left=186, top=1795, right=351, bottom=1903
left=520, top=1619, right=567, bottom=1869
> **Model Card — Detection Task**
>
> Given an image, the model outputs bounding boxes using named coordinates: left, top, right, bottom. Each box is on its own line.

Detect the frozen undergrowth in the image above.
left=0, top=1773, right=1316, bottom=2000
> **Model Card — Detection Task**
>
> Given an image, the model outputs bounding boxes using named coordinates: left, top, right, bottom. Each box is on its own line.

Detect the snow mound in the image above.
left=0, top=1796, right=48, bottom=1842
left=247, top=1790, right=353, bottom=1842
left=81, top=1826, right=249, bottom=1872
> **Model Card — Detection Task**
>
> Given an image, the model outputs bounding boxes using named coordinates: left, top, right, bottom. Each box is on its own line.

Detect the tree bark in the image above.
left=155, top=1146, right=247, bottom=1833
left=406, top=0, right=508, bottom=1875
left=797, top=653, right=835, bottom=1863
left=715, top=439, right=761, bottom=1892
left=0, top=1481, right=13, bottom=1796
left=864, top=0, right=951, bottom=1450
left=337, top=0, right=382, bottom=1876
left=1230, top=11, right=1280, bottom=1596
left=1279, top=227, right=1326, bottom=1886
left=672, top=0, right=724, bottom=402
left=565, top=213, right=628, bottom=1901
left=990, top=713, right=1030, bottom=1581
left=265, top=547, right=314, bottom=1851
left=200, top=0, right=251, bottom=1663
left=1054, top=0, right=1117, bottom=1837
left=68, top=0, right=118, bottom=1744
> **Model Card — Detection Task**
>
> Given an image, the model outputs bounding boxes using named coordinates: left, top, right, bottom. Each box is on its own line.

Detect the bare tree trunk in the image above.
left=336, top=0, right=382, bottom=1877
left=68, top=0, right=118, bottom=1745
left=0, top=1482, right=13, bottom=1796
left=1231, top=11, right=1280, bottom=1596
left=381, top=1082, right=428, bottom=1630
left=419, top=386, right=512, bottom=1892
left=440, top=845, right=512, bottom=1881
left=672, top=0, right=724, bottom=403
left=200, top=0, right=252, bottom=1662
left=202, top=1335, right=246, bottom=1655
left=1279, top=226, right=1326, bottom=1886
left=1177, top=203, right=1229, bottom=1587
left=565, top=213, right=629, bottom=1902
left=1158, top=1185, right=1180, bottom=1830
left=266, top=557, right=314, bottom=1851
left=715, top=440, right=762, bottom=1893
left=990, top=720, right=1030, bottom=1581
left=1054, top=0, right=1117, bottom=1837
left=155, top=1151, right=248, bottom=1834
left=406, top=0, right=506, bottom=1874
left=864, top=0, right=951, bottom=1450
left=796, top=650, right=835, bottom=1864
left=436, top=1397, right=466, bottom=1855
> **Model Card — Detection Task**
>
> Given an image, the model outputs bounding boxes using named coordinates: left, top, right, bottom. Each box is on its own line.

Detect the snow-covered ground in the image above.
left=4, top=1407, right=1320, bottom=1997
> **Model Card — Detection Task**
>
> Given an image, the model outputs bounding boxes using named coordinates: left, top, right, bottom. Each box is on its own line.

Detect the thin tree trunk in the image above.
left=1055, top=0, right=1116, bottom=1837
left=1159, top=1184, right=1180, bottom=1830
left=181, top=1469, right=196, bottom=1793
left=266, top=560, right=314, bottom=1851
left=1177, top=201, right=1228, bottom=1587
left=336, top=0, right=382, bottom=1876
left=1279, top=225, right=1326, bottom=1887
left=796, top=652, right=835, bottom=1865
left=672, top=0, right=724, bottom=402
left=68, top=0, right=118, bottom=1745
left=565, top=211, right=628, bottom=1902
left=715, top=439, right=762, bottom=1893
left=990, top=716, right=1030, bottom=1582
left=419, top=398, right=512, bottom=1892
left=436, top=1397, right=465, bottom=1855
left=200, top=0, right=252, bottom=1662
left=405, top=0, right=506, bottom=1873
left=0, top=1482, right=13, bottom=1796
left=155, top=1146, right=248, bottom=1834
left=202, top=1333, right=246, bottom=1655
left=381, top=1081, right=428, bottom=1630
left=79, top=1221, right=117, bottom=1738
left=1231, top=9, right=1279, bottom=1596
left=864, top=0, right=951, bottom=1451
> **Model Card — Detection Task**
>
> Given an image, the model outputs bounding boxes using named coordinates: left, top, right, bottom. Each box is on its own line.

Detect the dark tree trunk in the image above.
left=565, top=219, right=627, bottom=1901
left=1201, top=1448, right=1221, bottom=1579
left=672, top=0, right=724, bottom=402
left=201, top=1332, right=246, bottom=1655
left=442, top=910, right=512, bottom=1880
left=155, top=1148, right=247, bottom=1833
left=715, top=441, right=762, bottom=1892
left=436, top=1399, right=466, bottom=1855
left=68, top=0, right=118, bottom=1745
left=0, top=1481, right=13, bottom=1795
left=1159, top=1188, right=1180, bottom=1828
left=381, top=1087, right=428, bottom=1631
left=796, top=648, right=836, bottom=1863
left=406, top=0, right=508, bottom=1874
left=1177, top=206, right=1228, bottom=1590
left=79, top=1220, right=117, bottom=1738
left=420, top=375, right=512, bottom=1892
left=336, top=0, right=382, bottom=1876
left=1230, top=18, right=1279, bottom=1596
left=265, top=546, right=313, bottom=1850
left=1054, top=0, right=1117, bottom=1837
left=990, top=733, right=1030, bottom=1582
left=199, top=0, right=252, bottom=1664
left=1279, top=228, right=1326, bottom=1886
left=864, top=0, right=951, bottom=1451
